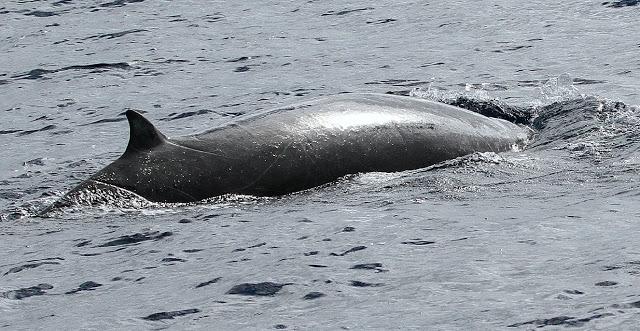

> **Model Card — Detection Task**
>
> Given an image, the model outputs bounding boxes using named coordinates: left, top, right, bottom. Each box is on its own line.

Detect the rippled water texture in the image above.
left=2, top=0, right=640, bottom=330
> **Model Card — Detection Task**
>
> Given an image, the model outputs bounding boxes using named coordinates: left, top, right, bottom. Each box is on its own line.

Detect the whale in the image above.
left=43, top=93, right=530, bottom=211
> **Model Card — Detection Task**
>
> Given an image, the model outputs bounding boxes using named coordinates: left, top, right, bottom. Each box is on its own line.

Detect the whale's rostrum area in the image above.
left=45, top=93, right=530, bottom=212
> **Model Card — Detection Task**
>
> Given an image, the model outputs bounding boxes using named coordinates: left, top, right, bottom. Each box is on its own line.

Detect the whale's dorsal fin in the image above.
left=124, top=110, right=168, bottom=155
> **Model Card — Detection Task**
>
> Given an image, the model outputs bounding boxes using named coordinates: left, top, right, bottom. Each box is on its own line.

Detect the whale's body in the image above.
left=48, top=93, right=529, bottom=209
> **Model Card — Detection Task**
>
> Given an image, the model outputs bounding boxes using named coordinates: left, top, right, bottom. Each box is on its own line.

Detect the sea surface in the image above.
left=2, top=0, right=640, bottom=330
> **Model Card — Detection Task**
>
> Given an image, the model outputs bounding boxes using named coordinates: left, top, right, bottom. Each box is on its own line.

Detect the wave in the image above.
left=412, top=83, right=640, bottom=161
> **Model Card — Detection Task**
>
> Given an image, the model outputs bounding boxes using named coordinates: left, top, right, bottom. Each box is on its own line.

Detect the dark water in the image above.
left=2, top=0, right=640, bottom=329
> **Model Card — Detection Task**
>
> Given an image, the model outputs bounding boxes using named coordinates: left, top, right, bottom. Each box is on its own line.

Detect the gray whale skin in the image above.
left=48, top=93, right=529, bottom=208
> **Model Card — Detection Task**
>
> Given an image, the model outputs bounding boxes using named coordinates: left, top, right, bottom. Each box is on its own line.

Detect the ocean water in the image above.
left=2, top=0, right=640, bottom=330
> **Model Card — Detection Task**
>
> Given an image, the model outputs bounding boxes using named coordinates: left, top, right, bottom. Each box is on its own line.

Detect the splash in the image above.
left=537, top=73, right=582, bottom=103
left=37, top=182, right=156, bottom=217
left=411, top=84, right=534, bottom=125
left=425, top=152, right=510, bottom=171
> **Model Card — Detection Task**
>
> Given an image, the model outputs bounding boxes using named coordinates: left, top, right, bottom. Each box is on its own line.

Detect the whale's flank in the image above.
left=44, top=93, right=530, bottom=211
